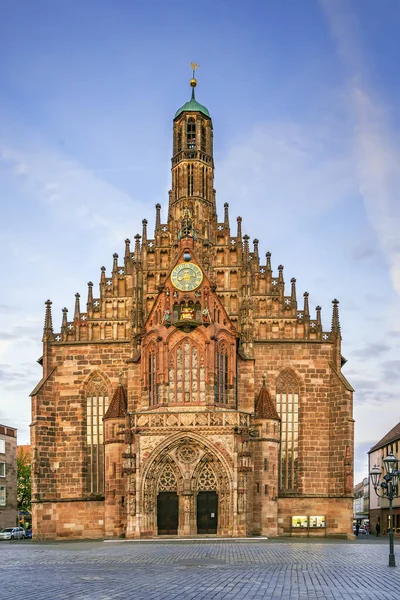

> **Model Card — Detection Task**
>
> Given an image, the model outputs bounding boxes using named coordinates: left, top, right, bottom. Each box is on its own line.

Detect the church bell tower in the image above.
left=169, top=64, right=216, bottom=239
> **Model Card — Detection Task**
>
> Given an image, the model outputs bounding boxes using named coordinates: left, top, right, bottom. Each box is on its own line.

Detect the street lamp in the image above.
left=370, top=453, right=399, bottom=567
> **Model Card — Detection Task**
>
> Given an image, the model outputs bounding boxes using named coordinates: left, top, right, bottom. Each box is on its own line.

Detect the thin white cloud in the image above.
left=321, top=0, right=400, bottom=297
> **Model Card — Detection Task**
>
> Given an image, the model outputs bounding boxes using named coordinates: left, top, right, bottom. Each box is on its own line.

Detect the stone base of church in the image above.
left=277, top=496, right=353, bottom=538
left=32, top=500, right=106, bottom=540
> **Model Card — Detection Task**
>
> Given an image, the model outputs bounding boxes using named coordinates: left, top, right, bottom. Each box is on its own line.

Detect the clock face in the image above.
left=171, top=262, right=203, bottom=292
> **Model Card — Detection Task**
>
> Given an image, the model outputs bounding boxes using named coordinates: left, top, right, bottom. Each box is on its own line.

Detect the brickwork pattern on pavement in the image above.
left=1, top=540, right=400, bottom=600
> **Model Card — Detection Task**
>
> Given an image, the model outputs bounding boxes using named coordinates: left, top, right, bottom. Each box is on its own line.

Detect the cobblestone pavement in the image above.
left=1, top=538, right=400, bottom=600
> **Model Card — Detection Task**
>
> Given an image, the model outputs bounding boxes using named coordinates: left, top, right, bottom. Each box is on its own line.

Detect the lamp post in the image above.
left=370, top=453, right=399, bottom=567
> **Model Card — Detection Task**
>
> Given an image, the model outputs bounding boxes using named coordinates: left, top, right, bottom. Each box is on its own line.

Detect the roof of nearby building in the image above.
left=369, top=421, right=400, bottom=453
left=0, top=424, right=17, bottom=436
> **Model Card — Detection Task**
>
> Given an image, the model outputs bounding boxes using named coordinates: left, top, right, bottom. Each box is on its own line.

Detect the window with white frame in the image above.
left=0, top=462, right=5, bottom=477
left=0, top=439, right=5, bottom=454
left=0, top=486, right=6, bottom=506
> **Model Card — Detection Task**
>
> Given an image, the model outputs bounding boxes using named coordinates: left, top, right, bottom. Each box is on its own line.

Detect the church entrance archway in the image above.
left=157, top=492, right=179, bottom=534
left=197, top=491, right=218, bottom=534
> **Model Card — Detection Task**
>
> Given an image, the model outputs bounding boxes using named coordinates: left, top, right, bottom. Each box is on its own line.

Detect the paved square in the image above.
left=1, top=538, right=400, bottom=599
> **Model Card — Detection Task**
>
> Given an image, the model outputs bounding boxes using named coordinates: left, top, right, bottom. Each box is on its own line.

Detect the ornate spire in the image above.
left=42, top=300, right=54, bottom=341
left=112, top=253, right=118, bottom=275
left=266, top=252, right=272, bottom=271
left=243, top=234, right=250, bottom=264
left=74, top=293, right=80, bottom=321
left=224, top=203, right=230, bottom=229
left=61, top=307, right=68, bottom=341
left=87, top=282, right=93, bottom=310
left=253, top=239, right=259, bottom=265
left=142, top=219, right=148, bottom=245
left=134, top=234, right=141, bottom=261
left=303, top=292, right=310, bottom=319
left=331, top=299, right=341, bottom=335
left=155, top=203, right=161, bottom=232
left=278, top=265, right=284, bottom=284
left=236, top=216, right=242, bottom=247
left=124, top=239, right=131, bottom=273
left=316, top=305, right=322, bottom=333
left=291, top=278, right=297, bottom=303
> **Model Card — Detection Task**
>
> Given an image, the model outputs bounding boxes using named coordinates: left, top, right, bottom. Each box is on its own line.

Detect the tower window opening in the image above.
left=187, top=164, right=194, bottom=196
left=201, top=124, right=206, bottom=152
left=201, top=166, right=205, bottom=197
left=177, top=128, right=182, bottom=153
left=187, top=117, right=196, bottom=150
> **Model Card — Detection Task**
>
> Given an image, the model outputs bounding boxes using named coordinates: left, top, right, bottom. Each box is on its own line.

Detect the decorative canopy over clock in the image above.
left=171, top=262, right=203, bottom=292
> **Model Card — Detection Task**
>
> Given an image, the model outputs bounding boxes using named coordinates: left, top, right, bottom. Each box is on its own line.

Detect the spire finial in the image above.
left=190, top=62, right=199, bottom=99
left=331, top=298, right=341, bottom=334
left=262, top=373, right=267, bottom=387
left=43, top=299, right=54, bottom=341
left=118, top=370, right=123, bottom=386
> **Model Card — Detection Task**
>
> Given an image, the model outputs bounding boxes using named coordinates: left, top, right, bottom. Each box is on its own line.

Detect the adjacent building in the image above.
left=31, top=75, right=354, bottom=540
left=369, top=422, right=400, bottom=535
left=353, top=477, right=369, bottom=524
left=0, top=424, right=18, bottom=529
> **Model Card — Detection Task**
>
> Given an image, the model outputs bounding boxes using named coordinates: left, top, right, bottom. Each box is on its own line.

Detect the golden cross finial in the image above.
left=191, top=62, right=200, bottom=74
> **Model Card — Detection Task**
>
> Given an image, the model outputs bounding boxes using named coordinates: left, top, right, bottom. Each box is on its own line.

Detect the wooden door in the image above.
left=157, top=492, right=179, bottom=534
left=197, top=491, right=218, bottom=534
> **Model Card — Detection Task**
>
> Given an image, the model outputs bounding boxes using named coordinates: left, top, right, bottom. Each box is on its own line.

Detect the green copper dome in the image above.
left=174, top=97, right=210, bottom=119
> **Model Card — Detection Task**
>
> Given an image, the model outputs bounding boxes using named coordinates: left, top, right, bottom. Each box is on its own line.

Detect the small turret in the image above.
left=112, top=253, right=118, bottom=275
left=124, top=239, right=131, bottom=274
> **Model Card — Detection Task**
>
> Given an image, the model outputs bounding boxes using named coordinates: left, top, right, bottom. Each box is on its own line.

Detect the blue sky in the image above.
left=1, top=0, right=400, bottom=485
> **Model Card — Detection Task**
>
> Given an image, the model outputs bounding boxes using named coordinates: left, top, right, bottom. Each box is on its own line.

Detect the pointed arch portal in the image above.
left=140, top=434, right=233, bottom=536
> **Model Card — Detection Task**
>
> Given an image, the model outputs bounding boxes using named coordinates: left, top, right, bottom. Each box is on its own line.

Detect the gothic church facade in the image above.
left=31, top=77, right=354, bottom=539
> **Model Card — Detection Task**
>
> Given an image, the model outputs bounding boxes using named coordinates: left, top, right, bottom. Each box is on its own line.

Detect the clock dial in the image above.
left=171, top=263, right=203, bottom=292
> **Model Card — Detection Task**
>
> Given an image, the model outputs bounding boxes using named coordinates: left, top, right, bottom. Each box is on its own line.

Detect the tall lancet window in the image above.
left=177, top=127, right=182, bottom=153
left=187, top=117, right=196, bottom=149
left=187, top=164, right=194, bottom=196
left=148, top=345, right=158, bottom=406
left=215, top=343, right=229, bottom=404
left=276, top=370, right=300, bottom=491
left=86, top=374, right=109, bottom=494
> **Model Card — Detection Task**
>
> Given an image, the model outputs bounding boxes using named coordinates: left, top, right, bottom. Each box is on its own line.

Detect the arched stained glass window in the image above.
left=168, top=338, right=205, bottom=403
left=276, top=370, right=300, bottom=491
left=86, top=374, right=109, bottom=494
